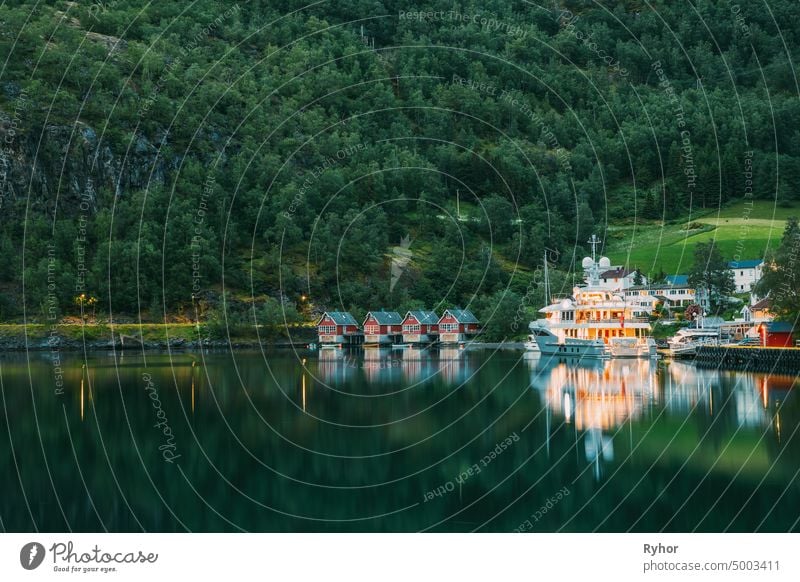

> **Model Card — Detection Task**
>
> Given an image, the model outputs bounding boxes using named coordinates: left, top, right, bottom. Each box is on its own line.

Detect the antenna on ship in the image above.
left=583, top=234, right=603, bottom=287
left=588, top=234, right=600, bottom=263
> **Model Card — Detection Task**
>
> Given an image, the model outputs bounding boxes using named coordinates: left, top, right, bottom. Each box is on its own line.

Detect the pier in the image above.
left=695, top=345, right=800, bottom=374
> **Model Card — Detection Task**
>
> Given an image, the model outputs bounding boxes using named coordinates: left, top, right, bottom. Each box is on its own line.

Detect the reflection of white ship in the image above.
left=528, top=356, right=658, bottom=431
left=527, top=238, right=656, bottom=359
left=527, top=355, right=657, bottom=479
left=585, top=428, right=614, bottom=462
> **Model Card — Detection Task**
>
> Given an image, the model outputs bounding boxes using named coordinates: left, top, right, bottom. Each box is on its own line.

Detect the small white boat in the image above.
left=524, top=334, right=540, bottom=352
left=667, top=327, right=722, bottom=357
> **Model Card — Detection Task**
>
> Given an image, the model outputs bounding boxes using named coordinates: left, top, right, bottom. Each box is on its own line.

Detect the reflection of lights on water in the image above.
left=564, top=392, right=572, bottom=423
left=302, top=358, right=307, bottom=412
left=530, top=359, right=659, bottom=432
left=191, top=361, right=196, bottom=414
left=80, top=376, right=84, bottom=421
left=709, top=388, right=713, bottom=416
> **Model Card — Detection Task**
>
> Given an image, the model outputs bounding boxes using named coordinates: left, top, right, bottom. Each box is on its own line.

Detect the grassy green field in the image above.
left=605, top=200, right=798, bottom=275
left=0, top=323, right=203, bottom=342
left=0, top=322, right=316, bottom=343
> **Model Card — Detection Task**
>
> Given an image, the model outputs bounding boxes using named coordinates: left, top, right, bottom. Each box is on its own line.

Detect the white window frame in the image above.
left=319, top=325, right=336, bottom=334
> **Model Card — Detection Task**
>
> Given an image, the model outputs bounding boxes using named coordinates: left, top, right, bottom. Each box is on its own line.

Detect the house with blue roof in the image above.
left=728, top=259, right=764, bottom=293
left=438, top=309, right=480, bottom=344
left=401, top=310, right=439, bottom=345
left=362, top=311, right=403, bottom=345
left=317, top=311, right=362, bottom=345
left=664, top=275, right=689, bottom=286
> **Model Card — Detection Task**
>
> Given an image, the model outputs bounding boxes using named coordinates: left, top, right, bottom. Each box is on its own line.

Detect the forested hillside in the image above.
left=1, top=0, right=798, bottom=325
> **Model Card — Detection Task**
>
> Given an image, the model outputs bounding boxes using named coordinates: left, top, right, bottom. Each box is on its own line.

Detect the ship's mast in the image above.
left=543, top=250, right=550, bottom=305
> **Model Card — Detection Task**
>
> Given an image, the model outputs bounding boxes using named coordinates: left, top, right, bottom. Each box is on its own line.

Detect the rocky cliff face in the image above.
left=1, top=114, right=171, bottom=217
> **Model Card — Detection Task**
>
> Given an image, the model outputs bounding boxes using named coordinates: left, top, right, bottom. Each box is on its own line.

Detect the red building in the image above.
left=316, top=312, right=362, bottom=346
left=401, top=310, right=439, bottom=345
left=757, top=321, right=795, bottom=347
left=437, top=309, right=480, bottom=344
left=362, top=311, right=403, bottom=345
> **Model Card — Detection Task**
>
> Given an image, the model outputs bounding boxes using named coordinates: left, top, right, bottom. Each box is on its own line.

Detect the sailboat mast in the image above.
left=543, top=250, right=550, bottom=305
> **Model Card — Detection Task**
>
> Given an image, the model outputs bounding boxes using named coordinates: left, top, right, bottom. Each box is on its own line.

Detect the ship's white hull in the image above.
left=529, top=329, right=656, bottom=359
left=528, top=332, right=608, bottom=358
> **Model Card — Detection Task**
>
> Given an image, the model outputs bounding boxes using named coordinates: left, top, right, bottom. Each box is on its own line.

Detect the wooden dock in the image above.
left=695, top=345, right=800, bottom=373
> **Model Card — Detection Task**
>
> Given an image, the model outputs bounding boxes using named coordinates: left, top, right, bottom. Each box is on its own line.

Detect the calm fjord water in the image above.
left=1, top=348, right=798, bottom=532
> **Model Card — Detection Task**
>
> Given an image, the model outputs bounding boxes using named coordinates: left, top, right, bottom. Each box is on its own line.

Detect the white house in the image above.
left=594, top=267, right=646, bottom=292
left=624, top=281, right=696, bottom=309
left=728, top=259, right=764, bottom=293
left=623, top=275, right=697, bottom=318
left=738, top=297, right=773, bottom=324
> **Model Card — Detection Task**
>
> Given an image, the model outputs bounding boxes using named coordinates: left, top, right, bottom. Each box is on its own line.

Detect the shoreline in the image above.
left=0, top=323, right=526, bottom=352
left=0, top=323, right=317, bottom=352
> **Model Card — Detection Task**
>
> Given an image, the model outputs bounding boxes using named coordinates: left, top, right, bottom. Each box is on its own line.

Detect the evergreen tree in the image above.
left=688, top=242, right=735, bottom=313
left=754, top=217, right=800, bottom=320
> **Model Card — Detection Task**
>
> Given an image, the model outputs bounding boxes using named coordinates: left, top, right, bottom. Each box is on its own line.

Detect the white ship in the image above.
left=527, top=237, right=657, bottom=359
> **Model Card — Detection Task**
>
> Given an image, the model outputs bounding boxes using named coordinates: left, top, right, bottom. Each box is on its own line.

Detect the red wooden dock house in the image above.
left=437, top=309, right=480, bottom=344
left=316, top=312, right=362, bottom=346
left=401, top=310, right=439, bottom=345
left=757, top=321, right=795, bottom=348
left=362, top=311, right=403, bottom=345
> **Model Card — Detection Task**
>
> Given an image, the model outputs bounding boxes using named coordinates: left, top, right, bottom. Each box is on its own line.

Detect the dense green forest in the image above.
left=1, top=0, right=798, bottom=331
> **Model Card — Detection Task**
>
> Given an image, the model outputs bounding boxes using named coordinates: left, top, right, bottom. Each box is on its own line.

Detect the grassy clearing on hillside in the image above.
left=708, top=200, right=800, bottom=221
left=605, top=200, right=799, bottom=275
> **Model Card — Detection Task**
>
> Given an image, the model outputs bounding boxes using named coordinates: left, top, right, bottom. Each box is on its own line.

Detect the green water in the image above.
left=1, top=348, right=798, bottom=532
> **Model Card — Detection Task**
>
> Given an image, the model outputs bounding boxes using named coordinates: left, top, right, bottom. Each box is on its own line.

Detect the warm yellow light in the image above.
left=302, top=373, right=307, bottom=411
